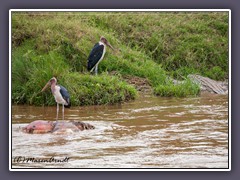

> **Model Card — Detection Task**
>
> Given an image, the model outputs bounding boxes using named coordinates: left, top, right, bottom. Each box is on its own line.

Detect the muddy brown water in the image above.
left=11, top=93, right=229, bottom=169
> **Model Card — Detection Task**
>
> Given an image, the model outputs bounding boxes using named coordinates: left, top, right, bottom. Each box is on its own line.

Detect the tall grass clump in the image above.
left=61, top=73, right=137, bottom=106
left=24, top=73, right=137, bottom=106
left=12, top=40, right=71, bottom=104
left=154, top=79, right=200, bottom=97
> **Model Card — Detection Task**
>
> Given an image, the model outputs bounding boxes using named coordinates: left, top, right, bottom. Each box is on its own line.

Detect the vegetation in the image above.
left=91, top=12, right=228, bottom=80
left=12, top=40, right=137, bottom=106
left=11, top=12, right=228, bottom=106
left=154, top=79, right=200, bottom=97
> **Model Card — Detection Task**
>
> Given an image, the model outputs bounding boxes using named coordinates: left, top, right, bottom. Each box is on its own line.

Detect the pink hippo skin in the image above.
left=23, top=120, right=95, bottom=134
left=23, top=120, right=54, bottom=134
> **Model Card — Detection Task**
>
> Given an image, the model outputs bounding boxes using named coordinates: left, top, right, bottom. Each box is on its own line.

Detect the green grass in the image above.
left=11, top=12, right=228, bottom=105
left=154, top=79, right=200, bottom=97
left=12, top=41, right=137, bottom=106
left=27, top=73, right=137, bottom=106
left=88, top=12, right=228, bottom=80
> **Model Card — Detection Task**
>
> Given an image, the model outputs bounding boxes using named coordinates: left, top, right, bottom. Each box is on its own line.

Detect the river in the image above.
left=11, top=93, right=229, bottom=169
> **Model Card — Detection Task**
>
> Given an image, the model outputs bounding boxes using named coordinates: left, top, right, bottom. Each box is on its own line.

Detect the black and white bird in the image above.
left=41, top=77, right=71, bottom=121
left=87, top=36, right=114, bottom=74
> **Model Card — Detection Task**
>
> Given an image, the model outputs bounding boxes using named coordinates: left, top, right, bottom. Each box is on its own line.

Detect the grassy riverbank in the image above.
left=11, top=12, right=228, bottom=106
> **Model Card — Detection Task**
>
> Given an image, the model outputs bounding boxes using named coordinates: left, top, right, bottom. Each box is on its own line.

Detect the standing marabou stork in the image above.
left=87, top=36, right=114, bottom=74
left=41, top=77, right=71, bottom=121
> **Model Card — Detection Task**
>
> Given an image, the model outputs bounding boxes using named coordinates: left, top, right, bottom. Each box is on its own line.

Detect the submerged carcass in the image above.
left=22, top=120, right=95, bottom=134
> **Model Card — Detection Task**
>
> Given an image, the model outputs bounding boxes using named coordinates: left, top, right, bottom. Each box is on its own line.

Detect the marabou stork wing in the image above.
left=59, top=85, right=71, bottom=108
left=87, top=43, right=104, bottom=71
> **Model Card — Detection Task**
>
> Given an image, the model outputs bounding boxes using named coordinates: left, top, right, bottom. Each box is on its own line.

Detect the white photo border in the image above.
left=9, top=9, right=231, bottom=171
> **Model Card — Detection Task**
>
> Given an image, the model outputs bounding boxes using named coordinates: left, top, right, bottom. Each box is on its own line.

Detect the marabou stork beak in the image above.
left=41, top=81, right=51, bottom=92
left=106, top=42, right=114, bottom=51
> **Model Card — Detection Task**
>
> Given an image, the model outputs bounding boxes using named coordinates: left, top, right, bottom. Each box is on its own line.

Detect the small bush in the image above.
left=154, top=79, right=200, bottom=97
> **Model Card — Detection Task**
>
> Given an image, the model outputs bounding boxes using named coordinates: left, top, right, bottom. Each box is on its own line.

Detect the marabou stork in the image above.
left=41, top=77, right=71, bottom=121
left=87, top=36, right=114, bottom=74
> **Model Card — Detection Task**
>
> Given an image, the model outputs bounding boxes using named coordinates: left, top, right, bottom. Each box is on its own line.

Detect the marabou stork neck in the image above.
left=87, top=36, right=114, bottom=75
left=41, top=77, right=71, bottom=121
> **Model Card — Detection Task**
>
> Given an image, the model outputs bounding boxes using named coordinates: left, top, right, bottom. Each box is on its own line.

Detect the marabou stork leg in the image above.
left=56, top=103, right=59, bottom=121
left=62, top=104, right=64, bottom=120
left=95, top=64, right=98, bottom=75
